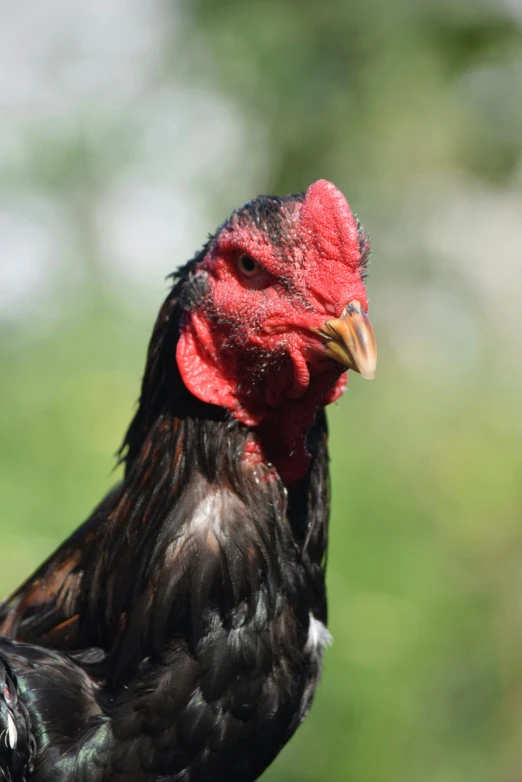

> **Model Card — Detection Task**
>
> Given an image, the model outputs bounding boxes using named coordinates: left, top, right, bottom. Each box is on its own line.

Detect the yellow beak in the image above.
left=314, top=300, right=377, bottom=379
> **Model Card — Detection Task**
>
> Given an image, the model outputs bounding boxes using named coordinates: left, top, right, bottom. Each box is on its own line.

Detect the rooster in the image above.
left=0, top=180, right=376, bottom=781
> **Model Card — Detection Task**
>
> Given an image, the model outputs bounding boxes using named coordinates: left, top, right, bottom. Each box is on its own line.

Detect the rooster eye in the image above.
left=237, top=254, right=259, bottom=278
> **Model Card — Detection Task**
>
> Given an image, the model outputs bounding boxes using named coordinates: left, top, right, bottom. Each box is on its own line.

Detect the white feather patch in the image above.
left=306, top=614, right=333, bottom=656
left=6, top=711, right=17, bottom=749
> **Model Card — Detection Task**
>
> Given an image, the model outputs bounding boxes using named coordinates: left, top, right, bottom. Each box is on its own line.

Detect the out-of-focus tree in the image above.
left=186, top=0, right=522, bottom=192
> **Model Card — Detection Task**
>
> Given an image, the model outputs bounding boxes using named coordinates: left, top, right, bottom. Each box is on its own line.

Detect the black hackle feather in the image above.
left=0, top=199, right=332, bottom=781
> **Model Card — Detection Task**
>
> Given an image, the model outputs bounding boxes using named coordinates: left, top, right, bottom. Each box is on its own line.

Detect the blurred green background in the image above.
left=1, top=1, right=522, bottom=780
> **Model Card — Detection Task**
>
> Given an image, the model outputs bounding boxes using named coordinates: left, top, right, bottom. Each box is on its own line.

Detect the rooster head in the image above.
left=176, top=179, right=377, bottom=481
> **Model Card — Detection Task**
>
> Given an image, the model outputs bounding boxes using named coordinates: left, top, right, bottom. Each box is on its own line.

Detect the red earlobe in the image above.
left=177, top=314, right=236, bottom=412
left=177, top=314, right=261, bottom=427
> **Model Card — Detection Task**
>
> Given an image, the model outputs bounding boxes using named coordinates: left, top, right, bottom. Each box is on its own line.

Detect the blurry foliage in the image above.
left=2, top=1, right=522, bottom=781
left=188, top=0, right=522, bottom=193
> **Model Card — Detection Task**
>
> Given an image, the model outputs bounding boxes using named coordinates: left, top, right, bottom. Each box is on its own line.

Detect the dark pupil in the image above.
left=241, top=255, right=256, bottom=272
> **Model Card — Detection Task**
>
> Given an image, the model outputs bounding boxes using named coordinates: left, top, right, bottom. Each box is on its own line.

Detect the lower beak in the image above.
left=314, top=300, right=377, bottom=379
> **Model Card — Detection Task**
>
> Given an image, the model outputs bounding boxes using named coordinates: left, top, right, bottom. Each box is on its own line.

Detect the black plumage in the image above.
left=0, top=236, right=330, bottom=782
left=0, top=180, right=375, bottom=781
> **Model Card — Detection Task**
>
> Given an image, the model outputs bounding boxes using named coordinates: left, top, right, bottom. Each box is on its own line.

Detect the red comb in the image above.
left=298, top=180, right=360, bottom=270
left=297, top=180, right=366, bottom=311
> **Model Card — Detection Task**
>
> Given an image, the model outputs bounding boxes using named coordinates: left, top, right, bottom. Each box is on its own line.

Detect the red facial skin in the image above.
left=177, top=180, right=369, bottom=484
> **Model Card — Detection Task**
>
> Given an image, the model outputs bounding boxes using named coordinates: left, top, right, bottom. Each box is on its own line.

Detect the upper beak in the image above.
left=313, top=300, right=377, bottom=379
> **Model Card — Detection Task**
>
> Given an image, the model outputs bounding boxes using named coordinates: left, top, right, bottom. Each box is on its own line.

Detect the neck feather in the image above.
left=122, top=280, right=337, bottom=486
left=91, top=287, right=332, bottom=681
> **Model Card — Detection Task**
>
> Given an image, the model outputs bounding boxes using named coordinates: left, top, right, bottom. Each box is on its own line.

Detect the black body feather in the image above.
left=0, top=245, right=331, bottom=781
